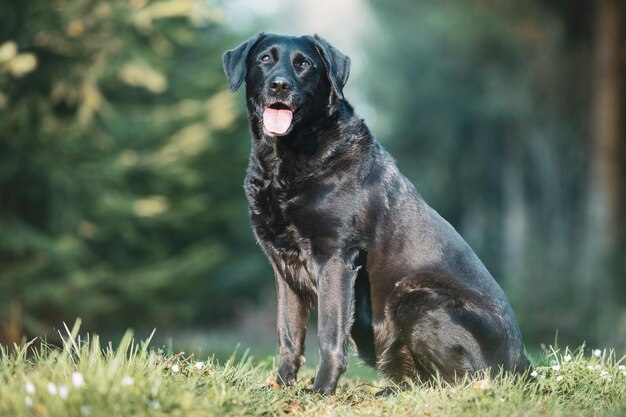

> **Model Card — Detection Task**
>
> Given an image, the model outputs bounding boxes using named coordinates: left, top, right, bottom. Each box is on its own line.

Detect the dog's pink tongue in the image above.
left=263, top=108, right=293, bottom=134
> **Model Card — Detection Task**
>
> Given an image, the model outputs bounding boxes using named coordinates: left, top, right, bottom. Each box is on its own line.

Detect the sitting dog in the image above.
left=223, top=33, right=531, bottom=395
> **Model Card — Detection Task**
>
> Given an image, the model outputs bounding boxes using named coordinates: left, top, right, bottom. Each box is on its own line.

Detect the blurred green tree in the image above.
left=0, top=0, right=268, bottom=342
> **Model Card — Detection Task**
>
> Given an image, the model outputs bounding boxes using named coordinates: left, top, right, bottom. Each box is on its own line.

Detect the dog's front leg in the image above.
left=313, top=257, right=357, bottom=395
left=275, top=274, right=311, bottom=387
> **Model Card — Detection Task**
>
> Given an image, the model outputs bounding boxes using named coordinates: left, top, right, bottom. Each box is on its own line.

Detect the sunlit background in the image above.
left=1, top=0, right=625, bottom=364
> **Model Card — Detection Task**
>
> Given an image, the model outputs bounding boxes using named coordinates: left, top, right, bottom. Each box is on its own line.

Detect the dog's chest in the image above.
left=245, top=168, right=317, bottom=294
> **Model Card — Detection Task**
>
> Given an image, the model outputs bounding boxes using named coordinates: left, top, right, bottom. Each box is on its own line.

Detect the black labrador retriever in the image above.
left=223, top=33, right=531, bottom=395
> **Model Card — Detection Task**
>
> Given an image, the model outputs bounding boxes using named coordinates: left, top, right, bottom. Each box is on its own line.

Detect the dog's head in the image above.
left=223, top=33, right=350, bottom=137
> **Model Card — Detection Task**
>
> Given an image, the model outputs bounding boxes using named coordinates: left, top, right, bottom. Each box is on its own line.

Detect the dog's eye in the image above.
left=299, top=60, right=311, bottom=69
left=260, top=54, right=271, bottom=63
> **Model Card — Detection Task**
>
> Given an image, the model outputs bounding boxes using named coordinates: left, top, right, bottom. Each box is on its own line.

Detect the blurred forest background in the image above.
left=1, top=0, right=625, bottom=357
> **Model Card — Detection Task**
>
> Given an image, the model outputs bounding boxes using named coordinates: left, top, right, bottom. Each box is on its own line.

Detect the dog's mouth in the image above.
left=262, top=102, right=294, bottom=136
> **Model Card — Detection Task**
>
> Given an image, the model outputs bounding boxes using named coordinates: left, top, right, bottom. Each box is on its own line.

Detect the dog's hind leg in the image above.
left=386, top=273, right=510, bottom=383
left=376, top=332, right=418, bottom=384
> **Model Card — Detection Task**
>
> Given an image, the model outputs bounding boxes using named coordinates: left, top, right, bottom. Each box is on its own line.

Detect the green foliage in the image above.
left=0, top=0, right=269, bottom=335
left=0, top=326, right=625, bottom=416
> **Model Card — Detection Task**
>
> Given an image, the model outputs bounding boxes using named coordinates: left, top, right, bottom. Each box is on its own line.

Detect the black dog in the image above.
left=223, top=33, right=531, bottom=395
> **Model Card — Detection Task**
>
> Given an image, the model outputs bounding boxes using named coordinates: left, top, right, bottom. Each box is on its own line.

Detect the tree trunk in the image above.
left=588, top=0, right=625, bottom=344
left=589, top=0, right=624, bottom=252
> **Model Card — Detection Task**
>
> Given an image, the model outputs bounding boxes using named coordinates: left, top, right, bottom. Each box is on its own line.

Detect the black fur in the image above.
left=223, top=33, right=531, bottom=395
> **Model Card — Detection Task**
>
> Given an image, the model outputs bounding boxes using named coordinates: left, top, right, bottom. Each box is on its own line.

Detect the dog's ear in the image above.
left=311, top=34, right=351, bottom=99
left=222, top=33, right=265, bottom=93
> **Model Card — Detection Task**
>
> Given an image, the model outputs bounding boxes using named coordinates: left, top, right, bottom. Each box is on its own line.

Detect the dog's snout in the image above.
left=270, top=76, right=291, bottom=93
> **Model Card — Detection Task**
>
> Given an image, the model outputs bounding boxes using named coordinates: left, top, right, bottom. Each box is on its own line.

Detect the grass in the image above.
left=1, top=321, right=625, bottom=417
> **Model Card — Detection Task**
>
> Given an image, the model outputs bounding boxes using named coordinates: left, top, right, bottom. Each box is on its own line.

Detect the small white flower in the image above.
left=47, top=382, right=58, bottom=395
left=72, top=372, right=85, bottom=388
left=194, top=361, right=204, bottom=370
left=24, top=396, right=33, bottom=408
left=622, top=371, right=626, bottom=376
left=606, top=376, right=612, bottom=381
left=80, top=406, right=92, bottom=416
left=618, top=365, right=625, bottom=371
left=551, top=365, right=560, bottom=371
left=564, top=354, right=572, bottom=362
left=530, top=370, right=538, bottom=377
left=121, top=376, right=134, bottom=386
left=556, top=375, right=564, bottom=382
left=25, top=380, right=35, bottom=395
left=549, top=359, right=557, bottom=366
left=587, top=365, right=594, bottom=370
left=593, top=349, right=602, bottom=358
left=540, top=375, right=546, bottom=379
left=594, top=364, right=602, bottom=370
left=171, top=364, right=180, bottom=373
left=59, top=385, right=69, bottom=400
left=600, top=370, right=608, bottom=377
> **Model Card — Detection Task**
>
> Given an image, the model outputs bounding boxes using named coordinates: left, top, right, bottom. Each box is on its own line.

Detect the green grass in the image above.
left=1, top=322, right=625, bottom=417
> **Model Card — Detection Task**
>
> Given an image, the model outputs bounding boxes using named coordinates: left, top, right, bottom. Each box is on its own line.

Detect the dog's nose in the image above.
left=270, top=76, right=291, bottom=93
